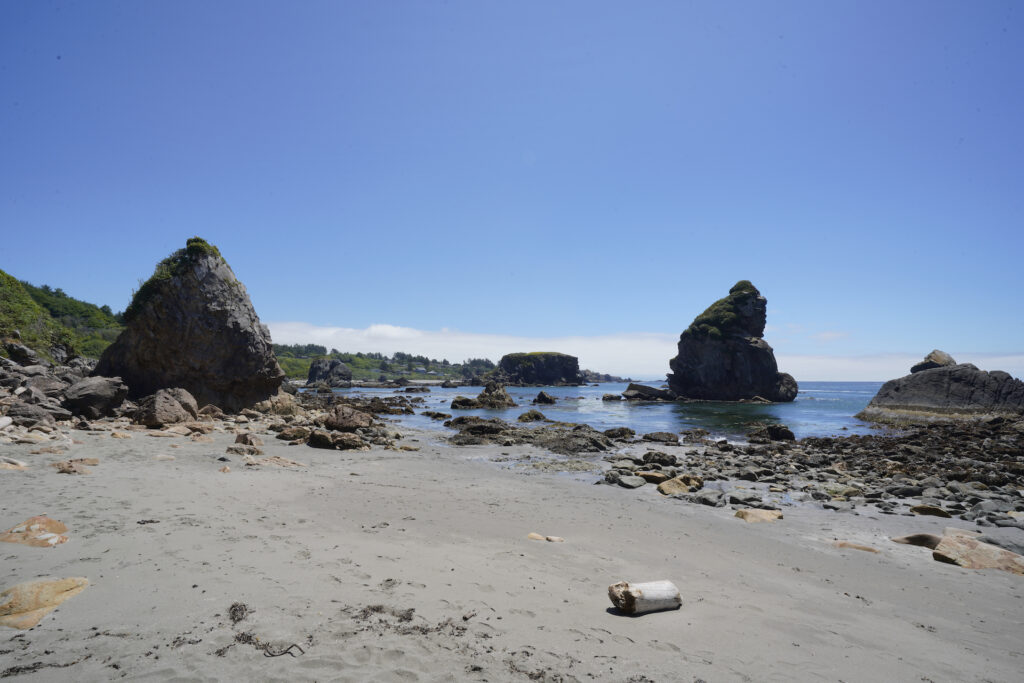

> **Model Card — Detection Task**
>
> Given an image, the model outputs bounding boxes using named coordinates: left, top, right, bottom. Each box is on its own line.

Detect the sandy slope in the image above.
left=1, top=423, right=1022, bottom=682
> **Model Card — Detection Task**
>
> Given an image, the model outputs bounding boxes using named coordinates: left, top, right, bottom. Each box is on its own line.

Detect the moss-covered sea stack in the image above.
left=495, top=352, right=585, bottom=386
left=94, top=237, right=285, bottom=411
left=667, top=281, right=797, bottom=402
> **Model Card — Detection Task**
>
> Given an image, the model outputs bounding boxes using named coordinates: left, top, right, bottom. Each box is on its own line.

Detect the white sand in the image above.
left=2, top=423, right=1023, bottom=681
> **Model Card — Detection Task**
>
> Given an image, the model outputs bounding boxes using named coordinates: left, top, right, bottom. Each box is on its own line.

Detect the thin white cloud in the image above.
left=268, top=321, right=680, bottom=379
left=267, top=322, right=1024, bottom=383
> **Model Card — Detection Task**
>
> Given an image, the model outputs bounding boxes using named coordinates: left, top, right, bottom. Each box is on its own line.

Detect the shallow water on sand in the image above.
left=335, top=381, right=884, bottom=440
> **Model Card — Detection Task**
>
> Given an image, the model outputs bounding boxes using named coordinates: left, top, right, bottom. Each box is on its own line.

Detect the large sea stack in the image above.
left=495, top=352, right=585, bottom=386
left=857, top=351, right=1024, bottom=422
left=94, top=237, right=284, bottom=411
left=667, top=281, right=797, bottom=402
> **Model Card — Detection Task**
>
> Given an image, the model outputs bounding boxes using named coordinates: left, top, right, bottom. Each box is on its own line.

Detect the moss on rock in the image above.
left=124, top=237, right=225, bottom=322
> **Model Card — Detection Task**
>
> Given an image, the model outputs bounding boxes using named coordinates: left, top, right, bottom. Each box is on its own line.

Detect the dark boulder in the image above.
left=94, top=238, right=285, bottom=412
left=63, top=376, right=129, bottom=419
left=747, top=423, right=796, bottom=442
left=2, top=341, right=44, bottom=367
left=857, top=357, right=1024, bottom=423
left=306, top=358, right=353, bottom=387
left=533, top=391, right=556, bottom=405
left=322, top=405, right=374, bottom=432
left=517, top=409, right=547, bottom=422
left=450, top=382, right=518, bottom=410
left=667, top=281, right=797, bottom=402
left=6, top=401, right=56, bottom=427
left=493, top=352, right=585, bottom=386
left=621, top=383, right=676, bottom=401
left=134, top=387, right=199, bottom=427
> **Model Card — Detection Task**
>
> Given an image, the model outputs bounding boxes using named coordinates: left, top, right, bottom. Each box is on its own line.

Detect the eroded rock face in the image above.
left=94, top=238, right=284, bottom=411
left=306, top=358, right=353, bottom=387
left=494, top=352, right=584, bottom=386
left=857, top=354, right=1024, bottom=423
left=667, top=281, right=797, bottom=402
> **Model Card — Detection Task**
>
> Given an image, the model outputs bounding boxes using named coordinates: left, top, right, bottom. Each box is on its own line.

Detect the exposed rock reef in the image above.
left=450, top=382, right=517, bottom=410
left=492, top=352, right=584, bottom=386
left=94, top=238, right=284, bottom=411
left=667, top=281, right=797, bottom=402
left=306, top=358, right=353, bottom=387
left=857, top=351, right=1024, bottom=423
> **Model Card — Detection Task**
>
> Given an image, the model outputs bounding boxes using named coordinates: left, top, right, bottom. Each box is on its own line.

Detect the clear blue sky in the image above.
left=2, top=1, right=1022, bottom=378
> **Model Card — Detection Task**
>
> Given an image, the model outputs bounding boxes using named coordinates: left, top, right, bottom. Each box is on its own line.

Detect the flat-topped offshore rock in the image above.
left=493, top=352, right=585, bottom=386
left=94, top=238, right=284, bottom=411
left=667, top=281, right=797, bottom=402
left=857, top=352, right=1024, bottom=423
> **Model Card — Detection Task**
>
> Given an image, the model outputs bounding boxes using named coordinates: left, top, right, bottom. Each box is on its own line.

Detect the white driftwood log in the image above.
left=608, top=580, right=681, bottom=615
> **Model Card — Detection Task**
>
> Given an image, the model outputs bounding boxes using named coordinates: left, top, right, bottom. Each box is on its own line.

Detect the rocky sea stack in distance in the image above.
left=857, top=350, right=1024, bottom=423
left=494, top=352, right=585, bottom=386
left=668, top=281, right=797, bottom=402
left=94, top=237, right=285, bottom=411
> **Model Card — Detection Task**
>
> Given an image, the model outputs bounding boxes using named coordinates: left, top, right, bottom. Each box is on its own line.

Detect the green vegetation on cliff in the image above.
left=0, top=269, right=78, bottom=361
left=684, top=280, right=760, bottom=340
left=272, top=343, right=495, bottom=381
left=124, top=236, right=225, bottom=323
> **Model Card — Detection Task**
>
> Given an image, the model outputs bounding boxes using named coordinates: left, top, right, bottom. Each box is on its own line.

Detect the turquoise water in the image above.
left=337, top=381, right=883, bottom=440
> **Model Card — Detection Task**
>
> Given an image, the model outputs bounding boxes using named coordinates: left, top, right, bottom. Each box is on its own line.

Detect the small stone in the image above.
left=219, top=466, right=231, bottom=473
left=527, top=532, right=546, bottom=541
left=617, top=475, right=647, bottom=489
left=910, top=505, right=952, bottom=518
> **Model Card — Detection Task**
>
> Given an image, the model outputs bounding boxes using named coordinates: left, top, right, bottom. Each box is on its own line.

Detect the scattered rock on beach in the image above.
left=0, top=516, right=69, bottom=548
left=62, top=376, right=128, bottom=419
left=0, top=577, right=89, bottom=629
left=134, top=387, right=198, bottom=427
left=735, top=509, right=783, bottom=523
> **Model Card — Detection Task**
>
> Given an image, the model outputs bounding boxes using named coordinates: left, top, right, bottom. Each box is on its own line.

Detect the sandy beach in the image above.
left=1, top=419, right=1022, bottom=682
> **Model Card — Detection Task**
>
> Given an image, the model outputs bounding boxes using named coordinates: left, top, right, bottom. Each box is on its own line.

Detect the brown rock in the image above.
left=0, top=516, right=68, bottom=548
left=638, top=471, right=671, bottom=484
left=226, top=445, right=263, bottom=456
left=657, top=474, right=704, bottom=495
left=0, top=577, right=89, bottom=629
left=235, top=433, right=264, bottom=447
left=735, top=509, right=783, bottom=523
left=932, top=529, right=1024, bottom=574
left=276, top=426, right=311, bottom=441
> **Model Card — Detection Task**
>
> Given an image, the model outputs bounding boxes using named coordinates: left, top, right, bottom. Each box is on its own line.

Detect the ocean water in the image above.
left=336, top=381, right=884, bottom=441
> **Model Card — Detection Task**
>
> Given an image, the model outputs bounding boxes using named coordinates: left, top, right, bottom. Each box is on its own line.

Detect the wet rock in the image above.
left=305, top=358, right=353, bottom=387
left=603, top=427, right=635, bottom=440
left=533, top=391, right=556, bottom=405
left=517, top=409, right=546, bottom=423
left=642, top=431, right=679, bottom=444
left=621, top=383, right=676, bottom=401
